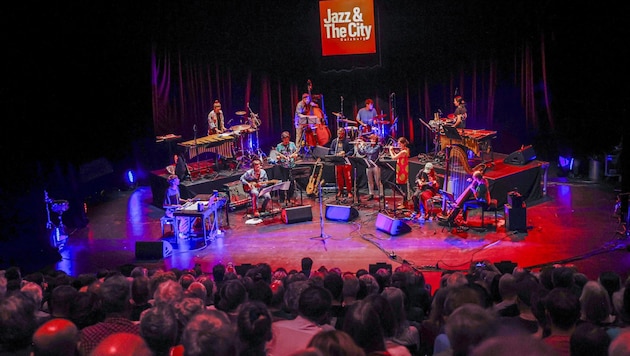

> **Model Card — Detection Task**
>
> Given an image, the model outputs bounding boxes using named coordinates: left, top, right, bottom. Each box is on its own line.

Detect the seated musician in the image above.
left=329, top=128, right=354, bottom=199
left=163, top=174, right=190, bottom=238
left=275, top=131, right=299, bottom=204
left=356, top=98, right=377, bottom=133
left=461, top=170, right=490, bottom=222
left=412, top=162, right=439, bottom=219
left=207, top=100, right=226, bottom=135
left=239, top=159, right=271, bottom=217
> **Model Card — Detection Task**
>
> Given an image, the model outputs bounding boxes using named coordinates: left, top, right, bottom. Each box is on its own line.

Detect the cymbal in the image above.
left=374, top=120, right=390, bottom=125
left=230, top=124, right=251, bottom=132
left=338, top=119, right=357, bottom=125
left=374, top=113, right=388, bottom=119
left=235, top=111, right=247, bottom=116
left=332, top=112, right=344, bottom=117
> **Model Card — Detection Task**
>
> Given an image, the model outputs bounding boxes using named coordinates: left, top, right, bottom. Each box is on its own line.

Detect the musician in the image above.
left=460, top=170, right=490, bottom=222
left=207, top=100, right=226, bottom=135
left=329, top=128, right=354, bottom=199
left=239, top=159, right=272, bottom=218
left=275, top=131, right=299, bottom=204
left=356, top=98, right=377, bottom=132
left=450, top=95, right=467, bottom=129
left=357, top=134, right=383, bottom=201
left=389, top=137, right=410, bottom=209
left=163, top=174, right=190, bottom=238
left=294, top=93, right=317, bottom=149
left=412, top=162, right=439, bottom=219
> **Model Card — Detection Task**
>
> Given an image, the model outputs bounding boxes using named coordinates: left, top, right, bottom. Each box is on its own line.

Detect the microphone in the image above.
left=437, top=109, right=442, bottom=115
left=390, top=92, right=395, bottom=98
left=340, top=96, right=343, bottom=100
left=193, top=124, right=197, bottom=132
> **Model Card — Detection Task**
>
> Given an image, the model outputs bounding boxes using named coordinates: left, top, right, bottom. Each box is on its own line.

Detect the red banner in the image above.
left=319, top=0, right=376, bottom=56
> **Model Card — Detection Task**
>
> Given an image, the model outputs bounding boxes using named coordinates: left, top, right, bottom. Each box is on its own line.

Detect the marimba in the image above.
left=178, top=133, right=236, bottom=160
left=440, top=128, right=497, bottom=158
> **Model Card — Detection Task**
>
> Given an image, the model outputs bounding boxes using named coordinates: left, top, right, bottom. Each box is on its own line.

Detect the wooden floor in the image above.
left=48, top=165, right=630, bottom=290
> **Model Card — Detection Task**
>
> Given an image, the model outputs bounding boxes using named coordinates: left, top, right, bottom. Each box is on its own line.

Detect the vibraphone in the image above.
left=440, top=128, right=497, bottom=158
left=178, top=133, right=236, bottom=160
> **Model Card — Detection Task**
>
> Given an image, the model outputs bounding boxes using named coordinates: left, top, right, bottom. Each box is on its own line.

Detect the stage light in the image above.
left=123, top=169, right=137, bottom=190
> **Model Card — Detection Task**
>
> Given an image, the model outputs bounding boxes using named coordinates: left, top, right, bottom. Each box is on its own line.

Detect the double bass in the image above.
left=304, top=80, right=331, bottom=147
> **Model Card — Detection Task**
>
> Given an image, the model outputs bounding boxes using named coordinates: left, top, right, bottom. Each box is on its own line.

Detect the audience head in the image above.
left=181, top=309, right=237, bottom=356
left=90, top=332, right=152, bottom=356
left=446, top=304, right=497, bottom=356
left=471, top=334, right=555, bottom=356
left=31, top=318, right=79, bottom=356
left=217, top=279, right=248, bottom=314
left=544, top=286, right=580, bottom=331
left=569, top=321, right=610, bottom=356
left=301, top=257, right=314, bottom=277
left=99, top=274, right=132, bottom=316
left=50, top=284, right=79, bottom=318
left=139, top=304, right=179, bottom=355
left=342, top=298, right=387, bottom=354
left=358, top=273, right=380, bottom=296
left=323, top=272, right=344, bottom=302
left=307, top=329, right=366, bottom=356
left=236, top=301, right=273, bottom=353
left=0, top=291, right=38, bottom=352
left=153, top=279, right=184, bottom=306
left=579, top=280, right=613, bottom=324
left=298, top=285, right=332, bottom=325
left=185, top=281, right=208, bottom=305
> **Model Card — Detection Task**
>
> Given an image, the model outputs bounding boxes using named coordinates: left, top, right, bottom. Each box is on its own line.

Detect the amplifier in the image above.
left=224, top=181, right=251, bottom=211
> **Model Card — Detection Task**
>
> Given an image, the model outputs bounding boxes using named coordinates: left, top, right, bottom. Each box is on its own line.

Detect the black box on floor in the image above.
left=282, top=205, right=313, bottom=224
left=504, top=204, right=527, bottom=231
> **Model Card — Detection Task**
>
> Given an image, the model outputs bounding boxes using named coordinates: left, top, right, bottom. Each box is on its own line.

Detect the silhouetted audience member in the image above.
left=267, top=285, right=335, bottom=355
left=493, top=273, right=519, bottom=317
left=609, top=329, right=630, bottom=356
left=579, top=280, right=616, bottom=327
left=236, top=301, right=273, bottom=356
left=139, top=304, right=179, bottom=356
left=433, top=285, right=484, bottom=354
left=499, top=273, right=542, bottom=336
left=542, top=286, right=580, bottom=356
left=216, top=279, right=248, bottom=323
left=323, top=272, right=345, bottom=328
left=130, top=275, right=151, bottom=321
left=569, top=321, right=610, bottom=356
left=89, top=332, right=152, bottom=356
left=381, top=286, right=420, bottom=353
left=49, top=285, right=78, bottom=319
left=300, top=257, right=314, bottom=278
left=20, top=281, right=51, bottom=326
left=358, top=273, right=380, bottom=296
left=31, top=318, right=79, bottom=356
left=195, top=274, right=215, bottom=307
left=153, top=279, right=184, bottom=307
left=361, top=293, right=412, bottom=355
left=0, top=291, right=38, bottom=355
left=440, top=304, right=497, bottom=356
left=181, top=309, right=237, bottom=356
left=69, top=291, right=102, bottom=330
left=78, top=275, right=140, bottom=356
left=185, top=281, right=208, bottom=306
left=470, top=334, right=555, bottom=356
left=307, top=329, right=366, bottom=356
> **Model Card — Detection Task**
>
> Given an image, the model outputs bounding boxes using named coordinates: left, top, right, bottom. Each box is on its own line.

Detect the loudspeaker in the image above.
left=282, top=205, right=313, bottom=224
left=135, top=241, right=173, bottom=260
left=504, top=204, right=527, bottom=231
left=504, top=145, right=536, bottom=165
left=375, top=213, right=411, bottom=236
left=325, top=204, right=359, bottom=221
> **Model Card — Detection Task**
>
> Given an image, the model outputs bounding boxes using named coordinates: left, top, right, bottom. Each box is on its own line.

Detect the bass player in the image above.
left=240, top=159, right=272, bottom=217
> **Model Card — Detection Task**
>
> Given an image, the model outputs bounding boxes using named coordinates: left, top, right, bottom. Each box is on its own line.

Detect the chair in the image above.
left=468, top=198, right=499, bottom=230
left=160, top=215, right=177, bottom=237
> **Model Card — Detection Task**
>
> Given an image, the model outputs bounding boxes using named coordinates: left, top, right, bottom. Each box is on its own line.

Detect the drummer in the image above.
left=207, top=100, right=226, bottom=135
left=356, top=98, right=378, bottom=133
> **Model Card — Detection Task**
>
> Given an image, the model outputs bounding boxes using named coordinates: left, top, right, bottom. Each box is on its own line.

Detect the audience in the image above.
left=1, top=261, right=629, bottom=356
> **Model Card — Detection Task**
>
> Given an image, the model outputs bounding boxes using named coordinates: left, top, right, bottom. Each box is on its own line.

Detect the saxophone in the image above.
left=306, top=159, right=323, bottom=195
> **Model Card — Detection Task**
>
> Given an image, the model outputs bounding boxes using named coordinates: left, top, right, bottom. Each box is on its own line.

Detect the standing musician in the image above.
left=329, top=128, right=354, bottom=199
left=389, top=137, right=410, bottom=209
left=207, top=100, right=226, bottom=135
left=294, top=93, right=319, bottom=149
left=356, top=98, right=378, bottom=134
left=239, top=159, right=272, bottom=218
left=357, top=134, right=383, bottom=201
left=450, top=95, right=468, bottom=129
left=412, top=162, right=439, bottom=219
left=275, top=131, right=299, bottom=204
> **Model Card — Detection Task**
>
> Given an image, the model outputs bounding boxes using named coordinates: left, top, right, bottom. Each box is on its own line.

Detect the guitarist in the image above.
left=412, top=162, right=439, bottom=219
left=239, top=159, right=272, bottom=217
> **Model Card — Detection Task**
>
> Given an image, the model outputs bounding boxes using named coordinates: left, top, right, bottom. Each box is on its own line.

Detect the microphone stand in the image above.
left=310, top=180, right=330, bottom=242
left=192, top=124, right=199, bottom=181
left=247, top=103, right=265, bottom=160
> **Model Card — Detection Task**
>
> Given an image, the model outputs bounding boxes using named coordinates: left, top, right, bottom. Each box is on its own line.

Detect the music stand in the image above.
left=290, top=166, right=311, bottom=206
left=259, top=181, right=291, bottom=217
left=383, top=180, right=406, bottom=217
left=442, top=125, right=462, bottom=140
left=312, top=145, right=330, bottom=160
left=348, top=156, right=369, bottom=205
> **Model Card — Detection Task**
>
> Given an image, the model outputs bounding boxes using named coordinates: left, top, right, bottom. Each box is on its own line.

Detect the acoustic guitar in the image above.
left=306, top=159, right=323, bottom=195
left=242, top=179, right=280, bottom=193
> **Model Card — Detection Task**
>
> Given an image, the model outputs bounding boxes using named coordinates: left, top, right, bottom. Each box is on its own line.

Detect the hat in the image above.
left=423, top=162, right=433, bottom=172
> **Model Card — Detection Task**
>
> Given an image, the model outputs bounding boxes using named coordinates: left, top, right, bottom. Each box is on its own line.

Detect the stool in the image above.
left=160, top=216, right=177, bottom=237
left=469, top=198, right=498, bottom=230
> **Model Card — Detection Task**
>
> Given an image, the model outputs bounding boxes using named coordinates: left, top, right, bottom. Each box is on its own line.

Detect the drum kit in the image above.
left=332, top=112, right=390, bottom=142
left=230, top=109, right=265, bottom=167
left=44, top=190, right=69, bottom=250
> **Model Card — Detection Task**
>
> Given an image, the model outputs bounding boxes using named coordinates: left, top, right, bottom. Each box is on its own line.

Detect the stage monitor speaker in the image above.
left=325, top=204, right=359, bottom=222
left=135, top=241, right=173, bottom=260
left=375, top=213, right=411, bottom=236
left=504, top=145, right=536, bottom=165
left=504, top=204, right=527, bottom=231
left=282, top=205, right=313, bottom=224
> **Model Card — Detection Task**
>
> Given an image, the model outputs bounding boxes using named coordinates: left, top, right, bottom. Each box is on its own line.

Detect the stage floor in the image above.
left=51, top=167, right=630, bottom=291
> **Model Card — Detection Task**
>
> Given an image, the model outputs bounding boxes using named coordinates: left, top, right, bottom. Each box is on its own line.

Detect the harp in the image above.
left=441, top=145, right=474, bottom=214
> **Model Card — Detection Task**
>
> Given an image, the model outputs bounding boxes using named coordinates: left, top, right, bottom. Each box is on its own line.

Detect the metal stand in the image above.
left=45, top=191, right=69, bottom=250
left=310, top=180, right=330, bottom=241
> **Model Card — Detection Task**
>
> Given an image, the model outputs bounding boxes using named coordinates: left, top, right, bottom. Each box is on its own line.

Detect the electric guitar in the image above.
left=242, top=179, right=281, bottom=193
